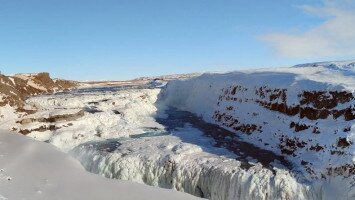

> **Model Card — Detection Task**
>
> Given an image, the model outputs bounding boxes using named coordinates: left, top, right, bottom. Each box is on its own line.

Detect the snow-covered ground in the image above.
left=20, top=88, right=161, bottom=152
left=0, top=84, right=318, bottom=199
left=1, top=60, right=354, bottom=200
left=0, top=130, right=198, bottom=200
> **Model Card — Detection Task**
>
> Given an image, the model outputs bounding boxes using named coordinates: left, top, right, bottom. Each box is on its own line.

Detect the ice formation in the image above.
left=2, top=61, right=355, bottom=199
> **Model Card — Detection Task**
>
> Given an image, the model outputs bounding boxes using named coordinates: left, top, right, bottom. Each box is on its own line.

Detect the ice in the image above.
left=159, top=63, right=355, bottom=177
left=71, top=135, right=316, bottom=200
left=2, top=61, right=355, bottom=199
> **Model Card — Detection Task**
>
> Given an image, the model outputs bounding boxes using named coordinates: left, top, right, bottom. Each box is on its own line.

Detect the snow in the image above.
left=134, top=73, right=201, bottom=81
left=0, top=105, right=19, bottom=129
left=5, top=88, right=163, bottom=151
left=3, top=85, right=320, bottom=200
left=0, top=130, right=199, bottom=200
left=1, top=60, right=355, bottom=200
left=159, top=62, right=355, bottom=176
left=243, top=60, right=355, bottom=92
left=157, top=62, right=355, bottom=198
left=71, top=128, right=316, bottom=200
left=13, top=73, right=49, bottom=91
left=294, top=60, right=355, bottom=73
left=8, top=77, right=15, bottom=86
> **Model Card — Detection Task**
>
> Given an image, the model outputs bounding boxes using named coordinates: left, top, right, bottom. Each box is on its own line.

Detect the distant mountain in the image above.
left=134, top=73, right=201, bottom=81
left=294, top=60, right=355, bottom=73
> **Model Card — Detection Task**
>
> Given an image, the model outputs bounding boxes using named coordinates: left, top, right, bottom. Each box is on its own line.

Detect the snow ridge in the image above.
left=293, top=60, right=355, bottom=74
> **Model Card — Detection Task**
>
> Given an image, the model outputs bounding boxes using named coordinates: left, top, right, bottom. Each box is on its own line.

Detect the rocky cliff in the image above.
left=160, top=60, right=355, bottom=179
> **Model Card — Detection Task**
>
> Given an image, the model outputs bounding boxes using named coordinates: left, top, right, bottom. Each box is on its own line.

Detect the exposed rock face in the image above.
left=0, top=73, right=77, bottom=108
left=212, top=86, right=354, bottom=175
left=214, top=86, right=355, bottom=177
left=160, top=60, right=355, bottom=179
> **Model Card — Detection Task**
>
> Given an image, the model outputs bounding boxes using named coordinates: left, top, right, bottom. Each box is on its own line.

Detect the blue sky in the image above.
left=0, top=0, right=354, bottom=80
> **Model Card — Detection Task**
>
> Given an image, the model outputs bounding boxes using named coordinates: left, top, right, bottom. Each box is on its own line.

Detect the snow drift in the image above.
left=0, top=130, right=198, bottom=200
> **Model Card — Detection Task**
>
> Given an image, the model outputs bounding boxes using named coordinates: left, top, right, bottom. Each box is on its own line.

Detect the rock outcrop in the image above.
left=0, top=72, right=77, bottom=109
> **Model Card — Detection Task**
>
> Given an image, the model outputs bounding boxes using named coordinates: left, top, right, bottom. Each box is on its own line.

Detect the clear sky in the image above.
left=0, top=0, right=354, bottom=80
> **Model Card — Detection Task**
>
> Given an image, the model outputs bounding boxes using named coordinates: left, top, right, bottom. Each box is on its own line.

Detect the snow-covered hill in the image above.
left=294, top=60, right=355, bottom=74
left=159, top=61, right=355, bottom=180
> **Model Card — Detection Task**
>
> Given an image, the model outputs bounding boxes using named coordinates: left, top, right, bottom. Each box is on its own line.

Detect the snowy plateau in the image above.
left=0, top=60, right=354, bottom=200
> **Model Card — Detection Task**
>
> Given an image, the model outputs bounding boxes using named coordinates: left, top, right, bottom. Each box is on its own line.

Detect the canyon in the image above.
left=0, top=60, right=354, bottom=200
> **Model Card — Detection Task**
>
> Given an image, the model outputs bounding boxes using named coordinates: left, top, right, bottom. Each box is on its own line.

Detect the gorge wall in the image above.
left=159, top=61, right=355, bottom=179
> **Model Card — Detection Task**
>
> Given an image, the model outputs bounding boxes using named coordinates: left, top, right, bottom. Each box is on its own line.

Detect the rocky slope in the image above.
left=0, top=72, right=77, bottom=109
